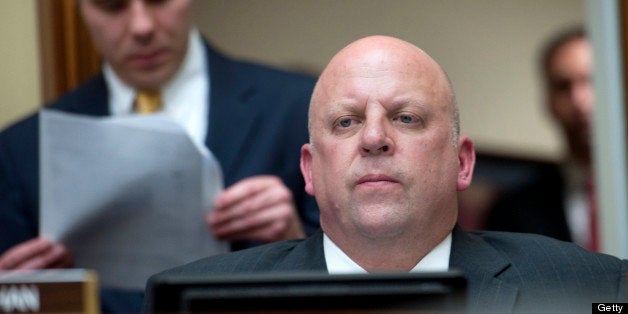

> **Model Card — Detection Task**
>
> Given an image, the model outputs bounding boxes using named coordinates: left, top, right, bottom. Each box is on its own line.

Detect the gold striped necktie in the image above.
left=134, top=91, right=162, bottom=114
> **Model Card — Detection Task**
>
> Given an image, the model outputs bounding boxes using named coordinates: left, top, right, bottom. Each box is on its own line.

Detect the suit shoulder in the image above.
left=240, top=59, right=314, bottom=81
left=0, top=111, right=38, bottom=139
left=470, top=230, right=626, bottom=272
left=46, top=75, right=108, bottom=114
left=236, top=62, right=316, bottom=97
left=1, top=74, right=106, bottom=136
left=461, top=230, right=628, bottom=310
left=155, top=239, right=305, bottom=277
left=214, top=49, right=315, bottom=88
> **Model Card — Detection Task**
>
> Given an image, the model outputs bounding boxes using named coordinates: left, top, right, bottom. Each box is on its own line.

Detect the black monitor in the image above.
left=147, top=270, right=467, bottom=313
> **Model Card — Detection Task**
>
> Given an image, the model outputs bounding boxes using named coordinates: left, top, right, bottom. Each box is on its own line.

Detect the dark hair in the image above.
left=539, top=26, right=586, bottom=79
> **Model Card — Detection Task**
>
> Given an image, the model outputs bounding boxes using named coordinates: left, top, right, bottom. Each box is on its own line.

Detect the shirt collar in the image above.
left=161, top=28, right=206, bottom=113
left=323, top=232, right=452, bottom=274
left=562, top=159, right=589, bottom=193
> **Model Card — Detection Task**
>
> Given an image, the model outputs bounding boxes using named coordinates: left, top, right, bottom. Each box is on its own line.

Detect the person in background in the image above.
left=0, top=0, right=318, bottom=312
left=485, top=27, right=598, bottom=251
left=145, top=35, right=627, bottom=314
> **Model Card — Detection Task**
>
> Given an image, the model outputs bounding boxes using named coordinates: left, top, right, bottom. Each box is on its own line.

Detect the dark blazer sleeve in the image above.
left=0, top=115, right=40, bottom=253
left=204, top=43, right=319, bottom=248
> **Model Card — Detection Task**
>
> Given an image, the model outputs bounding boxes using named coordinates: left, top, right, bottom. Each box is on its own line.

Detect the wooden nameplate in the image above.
left=0, top=269, right=99, bottom=313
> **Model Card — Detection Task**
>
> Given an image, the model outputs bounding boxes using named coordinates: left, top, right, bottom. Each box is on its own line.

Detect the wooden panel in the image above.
left=37, top=0, right=100, bottom=105
left=0, top=269, right=99, bottom=314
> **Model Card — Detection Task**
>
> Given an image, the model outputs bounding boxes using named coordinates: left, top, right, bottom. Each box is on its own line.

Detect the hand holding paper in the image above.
left=208, top=175, right=305, bottom=243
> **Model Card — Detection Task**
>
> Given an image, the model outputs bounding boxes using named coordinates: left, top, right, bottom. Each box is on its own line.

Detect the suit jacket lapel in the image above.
left=203, top=42, right=260, bottom=181
left=274, top=230, right=328, bottom=272
left=451, top=226, right=518, bottom=313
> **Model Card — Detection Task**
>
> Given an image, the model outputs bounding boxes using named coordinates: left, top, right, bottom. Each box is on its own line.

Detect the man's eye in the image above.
left=395, top=114, right=417, bottom=124
left=339, top=118, right=352, bottom=128
left=392, top=113, right=424, bottom=128
left=91, top=0, right=129, bottom=13
left=146, top=0, right=170, bottom=6
left=399, top=115, right=414, bottom=123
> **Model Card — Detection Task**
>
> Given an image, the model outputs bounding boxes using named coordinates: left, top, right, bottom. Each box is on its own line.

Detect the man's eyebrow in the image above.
left=388, top=99, right=430, bottom=113
left=326, top=101, right=363, bottom=114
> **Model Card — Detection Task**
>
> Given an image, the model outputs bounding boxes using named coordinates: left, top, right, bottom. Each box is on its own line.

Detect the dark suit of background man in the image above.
left=486, top=27, right=598, bottom=251
left=146, top=35, right=627, bottom=314
left=0, top=0, right=319, bottom=312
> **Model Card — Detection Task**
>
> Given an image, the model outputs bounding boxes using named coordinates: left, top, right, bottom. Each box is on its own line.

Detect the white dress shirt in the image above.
left=323, top=232, right=451, bottom=274
left=104, top=29, right=210, bottom=148
left=563, top=162, right=591, bottom=249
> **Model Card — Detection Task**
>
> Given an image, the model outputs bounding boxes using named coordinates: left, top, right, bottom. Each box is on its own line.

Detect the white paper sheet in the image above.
left=39, top=109, right=229, bottom=290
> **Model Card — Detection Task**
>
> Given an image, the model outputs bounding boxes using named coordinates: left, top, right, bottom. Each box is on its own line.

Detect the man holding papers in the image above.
left=0, top=0, right=318, bottom=312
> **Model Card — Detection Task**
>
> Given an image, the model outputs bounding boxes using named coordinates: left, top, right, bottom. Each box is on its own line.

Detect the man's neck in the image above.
left=325, top=228, right=451, bottom=272
left=567, top=140, right=591, bottom=173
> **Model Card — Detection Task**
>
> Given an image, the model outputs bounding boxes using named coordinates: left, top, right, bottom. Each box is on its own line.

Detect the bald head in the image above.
left=309, top=36, right=458, bottom=145
left=299, top=36, right=474, bottom=271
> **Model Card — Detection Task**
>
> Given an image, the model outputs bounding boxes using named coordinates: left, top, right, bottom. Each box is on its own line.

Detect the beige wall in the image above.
left=0, top=0, right=583, bottom=161
left=0, top=0, right=41, bottom=129
left=194, top=0, right=584, bottom=161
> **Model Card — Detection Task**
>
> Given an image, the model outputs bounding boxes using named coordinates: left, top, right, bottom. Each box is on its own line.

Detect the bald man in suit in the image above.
left=146, top=35, right=627, bottom=314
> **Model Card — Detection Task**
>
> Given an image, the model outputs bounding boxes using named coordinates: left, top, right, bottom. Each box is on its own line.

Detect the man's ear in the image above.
left=456, top=136, right=475, bottom=191
left=300, top=143, right=315, bottom=196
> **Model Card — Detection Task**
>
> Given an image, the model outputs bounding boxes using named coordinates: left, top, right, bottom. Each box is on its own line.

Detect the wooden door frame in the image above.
left=37, top=0, right=100, bottom=105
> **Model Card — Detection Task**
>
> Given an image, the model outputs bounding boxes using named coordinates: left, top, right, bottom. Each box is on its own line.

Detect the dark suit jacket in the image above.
left=0, top=40, right=319, bottom=312
left=146, top=228, right=628, bottom=314
left=485, top=162, right=572, bottom=242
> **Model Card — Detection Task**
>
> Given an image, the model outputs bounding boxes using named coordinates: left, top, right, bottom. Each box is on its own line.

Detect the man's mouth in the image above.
left=129, top=49, right=166, bottom=68
left=356, top=174, right=399, bottom=186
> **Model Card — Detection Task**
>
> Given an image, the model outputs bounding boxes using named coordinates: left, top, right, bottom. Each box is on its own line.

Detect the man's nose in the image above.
left=129, top=0, right=155, bottom=43
left=359, top=119, right=394, bottom=156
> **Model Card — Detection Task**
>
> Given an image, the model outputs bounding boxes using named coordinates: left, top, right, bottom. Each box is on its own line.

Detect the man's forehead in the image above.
left=324, top=39, right=445, bottom=85
left=311, top=36, right=453, bottom=109
left=319, top=59, right=447, bottom=100
left=331, top=45, right=428, bottom=74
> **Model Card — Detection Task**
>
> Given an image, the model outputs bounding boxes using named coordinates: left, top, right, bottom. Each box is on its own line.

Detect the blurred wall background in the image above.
left=193, top=0, right=584, bottom=161
left=0, top=0, right=41, bottom=130
left=0, top=0, right=584, bottom=162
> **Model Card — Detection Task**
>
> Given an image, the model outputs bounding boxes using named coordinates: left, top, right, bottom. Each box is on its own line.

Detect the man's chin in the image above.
left=353, top=210, right=406, bottom=239
left=124, top=67, right=178, bottom=90
left=357, top=224, right=404, bottom=240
